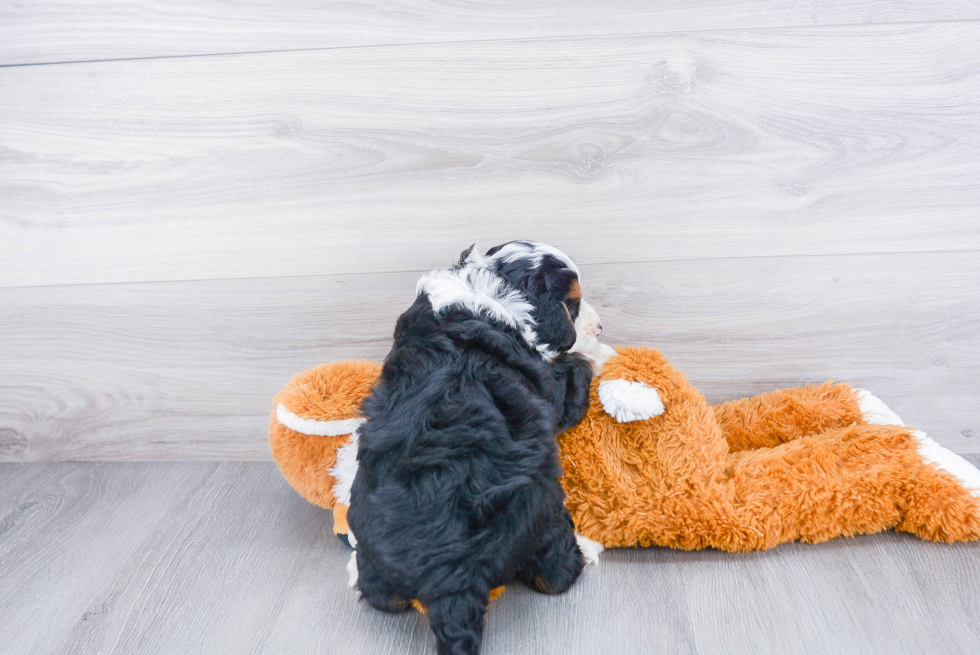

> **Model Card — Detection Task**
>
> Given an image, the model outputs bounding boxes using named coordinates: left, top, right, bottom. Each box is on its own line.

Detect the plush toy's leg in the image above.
left=898, top=431, right=980, bottom=542
left=717, top=424, right=980, bottom=550
left=853, top=389, right=905, bottom=426
left=712, top=382, right=865, bottom=452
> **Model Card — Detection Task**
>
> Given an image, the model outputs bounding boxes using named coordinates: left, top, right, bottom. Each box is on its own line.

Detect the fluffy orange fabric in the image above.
left=712, top=381, right=864, bottom=452
left=558, top=347, right=980, bottom=550
left=269, top=360, right=381, bottom=509
left=332, top=503, right=350, bottom=536
left=270, top=350, right=980, bottom=552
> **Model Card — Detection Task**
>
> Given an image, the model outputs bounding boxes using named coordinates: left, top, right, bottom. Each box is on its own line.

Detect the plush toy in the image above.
left=270, top=347, right=980, bottom=558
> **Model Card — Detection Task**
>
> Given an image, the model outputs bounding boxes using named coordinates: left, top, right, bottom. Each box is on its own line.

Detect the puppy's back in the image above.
left=349, top=298, right=574, bottom=654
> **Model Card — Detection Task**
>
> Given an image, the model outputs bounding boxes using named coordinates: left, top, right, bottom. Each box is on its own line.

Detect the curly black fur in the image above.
left=348, top=243, right=593, bottom=655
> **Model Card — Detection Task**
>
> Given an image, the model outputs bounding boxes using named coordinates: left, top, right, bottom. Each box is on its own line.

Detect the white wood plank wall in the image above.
left=2, top=1, right=980, bottom=65
left=1, top=4, right=978, bottom=460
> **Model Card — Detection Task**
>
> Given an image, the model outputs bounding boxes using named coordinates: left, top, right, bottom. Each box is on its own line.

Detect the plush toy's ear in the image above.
left=598, top=379, right=665, bottom=422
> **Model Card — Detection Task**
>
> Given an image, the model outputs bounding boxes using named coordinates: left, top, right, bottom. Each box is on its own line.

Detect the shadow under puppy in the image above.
left=348, top=241, right=604, bottom=655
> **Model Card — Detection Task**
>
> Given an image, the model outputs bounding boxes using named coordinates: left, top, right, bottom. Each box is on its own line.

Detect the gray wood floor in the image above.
left=3, top=3, right=980, bottom=654
left=2, top=461, right=980, bottom=655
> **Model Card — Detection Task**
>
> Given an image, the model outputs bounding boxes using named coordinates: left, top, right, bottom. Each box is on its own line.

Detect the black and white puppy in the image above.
left=348, top=241, right=603, bottom=655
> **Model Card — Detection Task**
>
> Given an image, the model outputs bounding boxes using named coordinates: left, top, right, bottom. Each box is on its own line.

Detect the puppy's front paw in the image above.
left=575, top=533, right=604, bottom=566
left=347, top=551, right=359, bottom=591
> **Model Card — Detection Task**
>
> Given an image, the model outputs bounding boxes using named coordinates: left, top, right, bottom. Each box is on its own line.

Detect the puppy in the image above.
left=348, top=241, right=602, bottom=655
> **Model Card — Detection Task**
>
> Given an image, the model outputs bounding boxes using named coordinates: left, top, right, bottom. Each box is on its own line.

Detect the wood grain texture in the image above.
left=2, top=250, right=977, bottom=462
left=2, top=1, right=980, bottom=66
left=3, top=22, right=980, bottom=287
left=1, top=462, right=979, bottom=654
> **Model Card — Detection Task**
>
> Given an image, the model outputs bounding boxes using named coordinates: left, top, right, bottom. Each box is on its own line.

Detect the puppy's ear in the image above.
left=456, top=243, right=477, bottom=267
left=535, top=297, right=577, bottom=354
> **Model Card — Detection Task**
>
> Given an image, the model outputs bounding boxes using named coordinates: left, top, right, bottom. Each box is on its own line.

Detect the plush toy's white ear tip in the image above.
left=598, top=379, right=665, bottom=422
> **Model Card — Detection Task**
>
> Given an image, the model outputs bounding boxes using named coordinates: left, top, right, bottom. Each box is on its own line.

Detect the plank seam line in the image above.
left=2, top=247, right=979, bottom=292
left=1, top=17, right=979, bottom=69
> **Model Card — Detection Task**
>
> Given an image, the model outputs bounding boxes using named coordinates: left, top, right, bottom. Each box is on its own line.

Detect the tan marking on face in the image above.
left=567, top=279, right=582, bottom=301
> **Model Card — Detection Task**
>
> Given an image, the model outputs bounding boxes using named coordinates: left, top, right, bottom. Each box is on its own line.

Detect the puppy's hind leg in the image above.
left=426, top=589, right=488, bottom=655
left=518, top=512, right=585, bottom=595
left=355, top=550, right=411, bottom=614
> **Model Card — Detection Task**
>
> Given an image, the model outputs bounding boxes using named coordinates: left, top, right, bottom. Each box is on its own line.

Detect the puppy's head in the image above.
left=480, top=241, right=602, bottom=358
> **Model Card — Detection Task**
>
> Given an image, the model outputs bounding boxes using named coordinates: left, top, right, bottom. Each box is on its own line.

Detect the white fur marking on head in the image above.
left=598, top=380, right=665, bottom=422
left=276, top=404, right=366, bottom=437
left=330, top=429, right=360, bottom=506
left=854, top=390, right=905, bottom=426
left=575, top=533, right=604, bottom=566
left=485, top=241, right=581, bottom=277
left=417, top=266, right=535, bottom=330
left=483, top=241, right=583, bottom=360
left=912, top=430, right=980, bottom=498
left=417, top=247, right=560, bottom=358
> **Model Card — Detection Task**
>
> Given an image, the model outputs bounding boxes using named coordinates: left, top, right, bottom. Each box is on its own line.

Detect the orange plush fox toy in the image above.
left=270, top=347, right=980, bottom=559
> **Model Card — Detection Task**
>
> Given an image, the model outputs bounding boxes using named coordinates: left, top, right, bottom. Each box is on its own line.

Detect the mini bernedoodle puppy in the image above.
left=347, top=241, right=605, bottom=655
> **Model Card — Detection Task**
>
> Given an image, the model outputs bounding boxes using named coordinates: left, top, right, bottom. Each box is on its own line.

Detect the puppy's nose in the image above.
left=593, top=324, right=602, bottom=337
